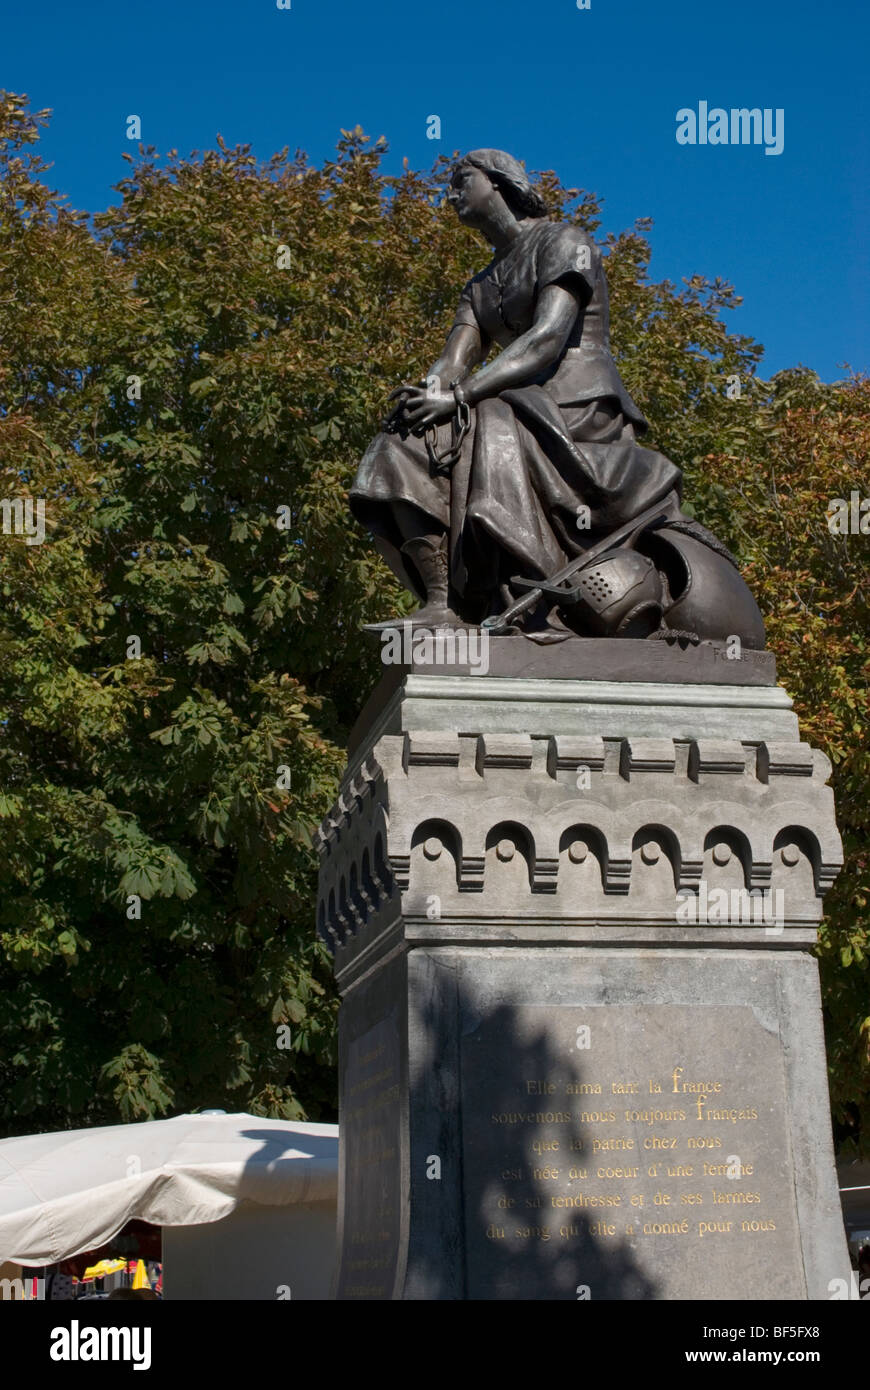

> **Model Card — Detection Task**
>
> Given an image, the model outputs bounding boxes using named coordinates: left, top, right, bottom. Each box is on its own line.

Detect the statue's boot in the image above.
left=399, top=534, right=468, bottom=629
left=362, top=534, right=468, bottom=634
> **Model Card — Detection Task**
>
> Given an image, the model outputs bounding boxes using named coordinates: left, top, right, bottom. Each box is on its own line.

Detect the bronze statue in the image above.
left=349, top=149, right=765, bottom=647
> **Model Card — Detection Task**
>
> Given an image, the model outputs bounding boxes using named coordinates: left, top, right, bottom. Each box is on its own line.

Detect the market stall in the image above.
left=0, top=1112, right=338, bottom=1300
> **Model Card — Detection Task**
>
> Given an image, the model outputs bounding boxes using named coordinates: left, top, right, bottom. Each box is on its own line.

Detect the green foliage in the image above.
left=701, top=375, right=870, bottom=1150
left=0, top=97, right=866, bottom=1143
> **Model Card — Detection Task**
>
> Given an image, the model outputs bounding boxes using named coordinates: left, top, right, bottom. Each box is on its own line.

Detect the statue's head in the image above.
left=447, top=149, right=548, bottom=227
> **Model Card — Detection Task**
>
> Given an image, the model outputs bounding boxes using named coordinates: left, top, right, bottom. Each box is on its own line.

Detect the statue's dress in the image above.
left=349, top=219, right=701, bottom=622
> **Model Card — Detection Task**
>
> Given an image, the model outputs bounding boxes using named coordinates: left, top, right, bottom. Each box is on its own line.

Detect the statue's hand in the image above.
left=392, top=382, right=456, bottom=431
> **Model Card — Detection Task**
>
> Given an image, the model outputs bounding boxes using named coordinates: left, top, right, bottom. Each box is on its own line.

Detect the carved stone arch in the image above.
left=387, top=800, right=480, bottom=893
left=373, top=830, right=394, bottom=900
left=703, top=825, right=752, bottom=890
left=485, top=820, right=534, bottom=892
left=338, top=873, right=351, bottom=939
left=772, top=799, right=842, bottom=893
left=360, top=847, right=377, bottom=916
left=628, top=798, right=703, bottom=891
left=773, top=824, right=822, bottom=902
left=327, top=887, right=339, bottom=945
left=410, top=818, right=461, bottom=892
left=550, top=800, right=628, bottom=893
left=466, top=795, right=546, bottom=865
left=631, top=822, right=681, bottom=893
left=348, top=861, right=366, bottom=929
left=559, top=824, right=606, bottom=894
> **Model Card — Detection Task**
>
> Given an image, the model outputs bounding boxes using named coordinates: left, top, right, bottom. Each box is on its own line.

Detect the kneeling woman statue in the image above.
left=349, top=149, right=765, bottom=646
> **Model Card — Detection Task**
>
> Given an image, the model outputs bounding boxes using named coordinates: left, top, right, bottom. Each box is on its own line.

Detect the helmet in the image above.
left=637, top=527, right=766, bottom=648
left=558, top=548, right=664, bottom=637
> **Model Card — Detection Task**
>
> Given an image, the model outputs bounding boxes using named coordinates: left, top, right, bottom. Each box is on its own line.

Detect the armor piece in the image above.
left=639, top=527, right=767, bottom=649
left=556, top=547, right=665, bottom=637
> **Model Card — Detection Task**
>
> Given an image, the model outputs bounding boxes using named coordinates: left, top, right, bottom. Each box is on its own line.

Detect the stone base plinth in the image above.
left=316, top=659, right=848, bottom=1300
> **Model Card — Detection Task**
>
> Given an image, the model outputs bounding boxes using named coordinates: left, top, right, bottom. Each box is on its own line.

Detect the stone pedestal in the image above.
left=316, top=640, right=848, bottom=1300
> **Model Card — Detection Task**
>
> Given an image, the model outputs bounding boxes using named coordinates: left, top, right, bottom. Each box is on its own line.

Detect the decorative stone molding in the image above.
left=316, top=724, right=842, bottom=948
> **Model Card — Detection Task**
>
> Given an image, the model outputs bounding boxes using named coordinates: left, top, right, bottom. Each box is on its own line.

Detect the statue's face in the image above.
left=447, top=163, right=499, bottom=227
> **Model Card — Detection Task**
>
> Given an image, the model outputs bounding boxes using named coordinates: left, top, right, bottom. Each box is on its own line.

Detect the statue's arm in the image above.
left=426, top=322, right=484, bottom=387
left=462, top=284, right=580, bottom=407
left=396, top=284, right=579, bottom=431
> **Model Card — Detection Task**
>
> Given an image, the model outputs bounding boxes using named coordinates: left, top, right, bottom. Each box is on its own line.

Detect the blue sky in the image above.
left=4, top=0, right=867, bottom=380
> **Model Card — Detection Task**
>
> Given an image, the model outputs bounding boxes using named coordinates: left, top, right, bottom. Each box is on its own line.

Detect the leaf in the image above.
left=286, top=997, right=306, bottom=1024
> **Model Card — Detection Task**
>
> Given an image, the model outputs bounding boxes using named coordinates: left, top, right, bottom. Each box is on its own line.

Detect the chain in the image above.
left=424, top=397, right=471, bottom=475
left=381, top=379, right=472, bottom=475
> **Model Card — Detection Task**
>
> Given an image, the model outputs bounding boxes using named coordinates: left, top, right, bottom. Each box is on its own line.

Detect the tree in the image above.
left=0, top=95, right=866, bottom=1144
left=704, top=372, right=870, bottom=1148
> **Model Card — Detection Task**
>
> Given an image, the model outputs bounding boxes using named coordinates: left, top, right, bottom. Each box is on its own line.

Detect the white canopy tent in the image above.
left=0, top=1113, right=338, bottom=1299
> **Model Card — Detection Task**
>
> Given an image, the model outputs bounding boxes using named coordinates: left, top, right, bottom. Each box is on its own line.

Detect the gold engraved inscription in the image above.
left=462, top=1004, right=803, bottom=1300
left=485, top=1069, right=777, bottom=1246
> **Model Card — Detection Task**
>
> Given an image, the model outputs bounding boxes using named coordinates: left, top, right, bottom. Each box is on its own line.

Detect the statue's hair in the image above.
left=456, top=149, right=549, bottom=219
